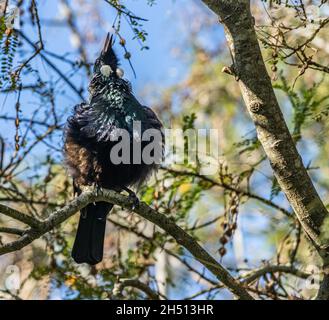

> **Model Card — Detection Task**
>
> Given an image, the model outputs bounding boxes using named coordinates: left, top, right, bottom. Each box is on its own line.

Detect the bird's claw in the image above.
left=93, top=183, right=103, bottom=197
left=130, top=194, right=139, bottom=210
left=128, top=192, right=139, bottom=210
left=122, top=187, right=139, bottom=210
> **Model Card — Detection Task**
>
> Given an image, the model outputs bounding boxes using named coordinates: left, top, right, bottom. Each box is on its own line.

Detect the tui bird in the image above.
left=64, top=34, right=164, bottom=265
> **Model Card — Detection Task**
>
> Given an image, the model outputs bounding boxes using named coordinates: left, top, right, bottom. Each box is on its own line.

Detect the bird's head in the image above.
left=93, top=33, right=125, bottom=80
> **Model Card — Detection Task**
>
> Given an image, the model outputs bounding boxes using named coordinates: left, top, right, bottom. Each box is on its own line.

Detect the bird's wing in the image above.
left=64, top=103, right=98, bottom=186
left=72, top=97, right=125, bottom=143
left=142, top=106, right=165, bottom=162
left=142, top=106, right=164, bottom=131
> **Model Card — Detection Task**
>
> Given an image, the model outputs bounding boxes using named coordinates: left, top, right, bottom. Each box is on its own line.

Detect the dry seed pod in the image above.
left=120, top=38, right=126, bottom=46
left=219, top=247, right=227, bottom=257
left=220, top=236, right=228, bottom=245
left=225, top=229, right=232, bottom=237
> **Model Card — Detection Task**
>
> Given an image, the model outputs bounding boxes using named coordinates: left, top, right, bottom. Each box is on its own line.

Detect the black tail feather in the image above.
left=72, top=201, right=113, bottom=265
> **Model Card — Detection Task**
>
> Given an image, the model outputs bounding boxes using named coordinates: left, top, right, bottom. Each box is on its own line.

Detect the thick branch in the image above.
left=0, top=188, right=253, bottom=300
left=201, top=0, right=329, bottom=292
left=114, top=279, right=160, bottom=300
left=242, top=265, right=310, bottom=284
left=0, top=204, right=41, bottom=228
left=0, top=227, right=25, bottom=236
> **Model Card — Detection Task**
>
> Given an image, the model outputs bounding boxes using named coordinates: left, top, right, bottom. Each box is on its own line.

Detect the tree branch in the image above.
left=17, top=31, right=84, bottom=100
left=0, top=227, right=25, bottom=236
left=113, top=279, right=160, bottom=300
left=0, top=188, right=253, bottom=300
left=0, top=203, right=41, bottom=228
left=103, top=0, right=148, bottom=21
left=201, top=0, right=329, bottom=299
left=242, top=264, right=311, bottom=284
left=163, top=167, right=292, bottom=218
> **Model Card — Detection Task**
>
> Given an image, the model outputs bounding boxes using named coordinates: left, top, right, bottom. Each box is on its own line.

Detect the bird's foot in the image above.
left=122, top=186, right=139, bottom=210
left=93, top=183, right=103, bottom=197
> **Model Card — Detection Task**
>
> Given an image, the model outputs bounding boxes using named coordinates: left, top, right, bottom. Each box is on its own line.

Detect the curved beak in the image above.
left=99, top=32, right=118, bottom=69
left=102, top=33, right=114, bottom=56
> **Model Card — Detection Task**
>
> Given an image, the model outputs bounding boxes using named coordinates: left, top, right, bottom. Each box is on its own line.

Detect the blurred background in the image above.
left=0, top=0, right=328, bottom=299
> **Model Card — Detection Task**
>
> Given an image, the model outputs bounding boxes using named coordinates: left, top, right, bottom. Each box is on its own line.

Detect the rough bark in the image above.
left=201, top=0, right=329, bottom=299
left=113, top=279, right=160, bottom=300
left=0, top=188, right=253, bottom=300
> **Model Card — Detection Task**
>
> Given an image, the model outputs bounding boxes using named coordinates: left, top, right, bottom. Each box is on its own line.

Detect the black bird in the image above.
left=64, top=34, right=164, bottom=265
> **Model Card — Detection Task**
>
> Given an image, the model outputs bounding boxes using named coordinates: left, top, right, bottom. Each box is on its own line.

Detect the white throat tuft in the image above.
left=100, top=65, right=113, bottom=77
left=116, top=68, right=124, bottom=78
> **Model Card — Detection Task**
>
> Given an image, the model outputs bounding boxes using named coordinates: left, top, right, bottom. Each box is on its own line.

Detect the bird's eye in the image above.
left=116, top=68, right=124, bottom=78
left=100, top=65, right=113, bottom=77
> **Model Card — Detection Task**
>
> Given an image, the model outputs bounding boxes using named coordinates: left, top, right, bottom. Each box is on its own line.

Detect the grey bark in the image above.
left=113, top=279, right=160, bottom=300
left=201, top=0, right=329, bottom=299
left=0, top=188, right=253, bottom=300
